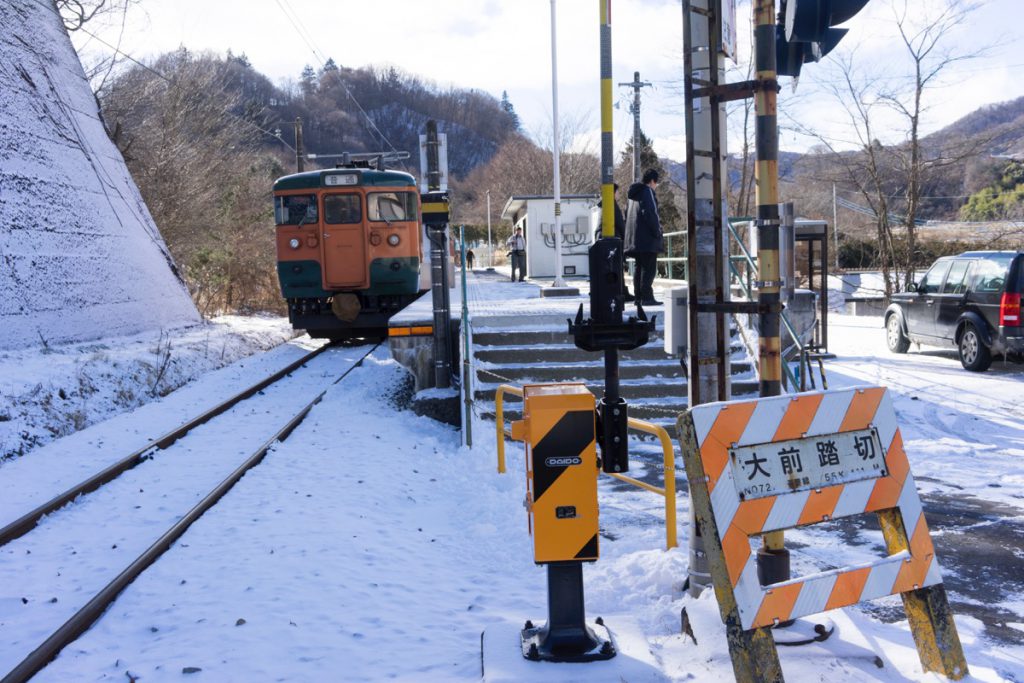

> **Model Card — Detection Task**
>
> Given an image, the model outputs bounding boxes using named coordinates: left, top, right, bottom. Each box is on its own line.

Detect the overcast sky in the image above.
left=73, top=0, right=1024, bottom=162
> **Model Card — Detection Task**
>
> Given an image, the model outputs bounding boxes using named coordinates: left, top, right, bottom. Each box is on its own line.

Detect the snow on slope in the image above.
left=0, top=0, right=200, bottom=351
left=0, top=315, right=295, bottom=462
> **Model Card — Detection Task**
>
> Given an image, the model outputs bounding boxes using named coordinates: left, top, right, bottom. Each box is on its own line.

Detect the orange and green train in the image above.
left=273, top=166, right=426, bottom=340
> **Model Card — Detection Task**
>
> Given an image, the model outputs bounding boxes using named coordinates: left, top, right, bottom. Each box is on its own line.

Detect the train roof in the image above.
left=273, top=168, right=417, bottom=192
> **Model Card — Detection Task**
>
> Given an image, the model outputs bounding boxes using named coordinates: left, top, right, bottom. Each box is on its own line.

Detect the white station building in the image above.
left=500, top=194, right=599, bottom=279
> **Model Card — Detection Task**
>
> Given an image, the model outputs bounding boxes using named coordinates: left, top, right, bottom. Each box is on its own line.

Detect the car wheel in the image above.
left=886, top=315, right=910, bottom=353
left=958, top=323, right=992, bottom=372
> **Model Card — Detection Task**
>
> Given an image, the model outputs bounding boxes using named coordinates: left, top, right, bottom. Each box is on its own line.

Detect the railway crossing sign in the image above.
left=677, top=386, right=968, bottom=682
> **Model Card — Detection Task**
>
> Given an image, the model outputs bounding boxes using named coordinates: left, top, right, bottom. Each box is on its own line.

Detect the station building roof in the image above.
left=500, top=194, right=599, bottom=221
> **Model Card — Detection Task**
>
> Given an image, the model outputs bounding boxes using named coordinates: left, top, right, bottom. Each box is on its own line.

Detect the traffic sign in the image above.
left=678, top=386, right=968, bottom=680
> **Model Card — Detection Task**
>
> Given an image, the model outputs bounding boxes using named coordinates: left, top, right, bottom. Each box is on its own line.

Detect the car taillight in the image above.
left=1000, top=292, right=1021, bottom=326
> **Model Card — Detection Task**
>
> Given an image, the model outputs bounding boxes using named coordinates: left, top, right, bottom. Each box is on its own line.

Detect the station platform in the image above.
left=390, top=267, right=595, bottom=330
left=388, top=268, right=760, bottom=437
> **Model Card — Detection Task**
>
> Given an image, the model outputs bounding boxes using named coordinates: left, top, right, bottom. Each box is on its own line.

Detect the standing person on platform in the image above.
left=506, top=227, right=527, bottom=282
left=466, top=249, right=475, bottom=270
left=625, top=169, right=664, bottom=306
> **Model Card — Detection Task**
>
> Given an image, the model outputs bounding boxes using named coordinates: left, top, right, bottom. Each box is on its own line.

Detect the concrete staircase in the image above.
left=472, top=315, right=758, bottom=453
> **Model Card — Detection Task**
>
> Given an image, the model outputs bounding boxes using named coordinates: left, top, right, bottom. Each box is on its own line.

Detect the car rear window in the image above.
left=970, top=256, right=1013, bottom=293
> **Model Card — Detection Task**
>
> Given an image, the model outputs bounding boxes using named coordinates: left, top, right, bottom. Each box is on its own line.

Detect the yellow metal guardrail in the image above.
left=495, top=383, right=677, bottom=550
left=495, top=384, right=523, bottom=474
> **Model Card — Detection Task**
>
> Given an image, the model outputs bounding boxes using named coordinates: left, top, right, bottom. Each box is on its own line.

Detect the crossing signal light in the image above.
left=776, top=0, right=871, bottom=77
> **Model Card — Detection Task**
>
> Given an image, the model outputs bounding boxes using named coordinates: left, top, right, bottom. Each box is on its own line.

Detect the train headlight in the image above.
left=387, top=234, right=400, bottom=247
left=288, top=238, right=301, bottom=249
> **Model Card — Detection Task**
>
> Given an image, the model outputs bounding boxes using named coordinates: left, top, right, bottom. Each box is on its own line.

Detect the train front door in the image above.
left=321, top=192, right=369, bottom=289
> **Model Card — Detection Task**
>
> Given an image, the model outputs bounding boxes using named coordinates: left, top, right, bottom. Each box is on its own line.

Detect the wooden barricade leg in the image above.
left=877, top=509, right=969, bottom=680
left=679, top=416, right=784, bottom=683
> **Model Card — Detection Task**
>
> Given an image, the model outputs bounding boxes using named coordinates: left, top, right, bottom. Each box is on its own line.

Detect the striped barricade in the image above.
left=678, top=386, right=968, bottom=681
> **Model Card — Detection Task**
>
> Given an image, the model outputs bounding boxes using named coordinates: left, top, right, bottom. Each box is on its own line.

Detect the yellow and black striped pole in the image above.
left=754, top=0, right=789, bottom=585
left=755, top=0, right=781, bottom=398
left=600, top=0, right=614, bottom=240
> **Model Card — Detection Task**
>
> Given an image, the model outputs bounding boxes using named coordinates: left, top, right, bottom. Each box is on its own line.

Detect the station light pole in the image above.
left=550, top=0, right=565, bottom=289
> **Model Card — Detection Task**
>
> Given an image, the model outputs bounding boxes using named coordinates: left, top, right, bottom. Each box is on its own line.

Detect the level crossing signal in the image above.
left=776, top=0, right=872, bottom=77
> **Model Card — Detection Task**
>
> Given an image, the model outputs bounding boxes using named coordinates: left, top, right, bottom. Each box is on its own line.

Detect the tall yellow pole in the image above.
left=600, top=0, right=614, bottom=239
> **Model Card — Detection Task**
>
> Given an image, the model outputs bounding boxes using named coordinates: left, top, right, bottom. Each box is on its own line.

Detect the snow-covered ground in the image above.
left=1, top=313, right=1022, bottom=681
left=0, top=316, right=296, bottom=463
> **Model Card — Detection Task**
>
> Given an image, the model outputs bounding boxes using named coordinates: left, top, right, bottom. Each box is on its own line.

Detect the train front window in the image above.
left=368, top=192, right=417, bottom=223
left=324, top=194, right=362, bottom=224
left=275, top=194, right=318, bottom=225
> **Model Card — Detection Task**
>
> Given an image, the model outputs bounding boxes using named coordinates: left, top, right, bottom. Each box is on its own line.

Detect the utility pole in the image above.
left=618, top=72, right=652, bottom=183
left=833, top=182, right=840, bottom=269
left=294, top=117, right=305, bottom=172
left=486, top=190, right=493, bottom=269
left=682, top=0, right=731, bottom=597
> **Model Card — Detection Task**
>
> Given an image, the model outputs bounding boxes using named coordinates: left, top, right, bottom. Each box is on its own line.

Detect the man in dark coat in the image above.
left=625, top=169, right=664, bottom=306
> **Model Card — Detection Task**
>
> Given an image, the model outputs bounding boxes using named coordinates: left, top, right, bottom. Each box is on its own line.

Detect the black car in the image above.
left=884, top=251, right=1024, bottom=371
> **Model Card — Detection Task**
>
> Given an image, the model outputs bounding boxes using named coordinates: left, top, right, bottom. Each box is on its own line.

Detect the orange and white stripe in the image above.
left=691, top=386, right=942, bottom=630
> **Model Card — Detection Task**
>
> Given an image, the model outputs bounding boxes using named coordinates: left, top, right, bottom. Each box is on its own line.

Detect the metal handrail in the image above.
left=725, top=222, right=807, bottom=391
left=494, top=383, right=677, bottom=550
left=614, top=418, right=678, bottom=550
left=494, top=384, right=522, bottom=474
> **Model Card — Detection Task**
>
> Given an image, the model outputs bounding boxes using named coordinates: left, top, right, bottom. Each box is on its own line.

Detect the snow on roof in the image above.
left=0, top=0, right=200, bottom=351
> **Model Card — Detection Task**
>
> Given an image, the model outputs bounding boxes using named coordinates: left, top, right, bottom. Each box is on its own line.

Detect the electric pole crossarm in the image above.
left=692, top=79, right=776, bottom=103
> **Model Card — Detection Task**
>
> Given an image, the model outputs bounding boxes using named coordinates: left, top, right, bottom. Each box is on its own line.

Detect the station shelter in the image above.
left=500, top=195, right=598, bottom=279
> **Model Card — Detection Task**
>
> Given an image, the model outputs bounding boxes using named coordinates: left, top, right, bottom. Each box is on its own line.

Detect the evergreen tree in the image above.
left=227, top=50, right=251, bottom=68
left=500, top=90, right=520, bottom=131
left=321, top=57, right=339, bottom=74
left=299, top=64, right=317, bottom=97
left=621, top=130, right=684, bottom=237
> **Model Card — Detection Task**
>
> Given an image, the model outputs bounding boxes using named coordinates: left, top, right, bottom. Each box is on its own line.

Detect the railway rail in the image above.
left=0, top=341, right=334, bottom=548
left=1, top=342, right=380, bottom=683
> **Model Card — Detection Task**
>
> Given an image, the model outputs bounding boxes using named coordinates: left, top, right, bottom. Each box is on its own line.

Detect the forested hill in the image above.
left=922, top=95, right=1024, bottom=159
left=280, top=59, right=521, bottom=177
left=102, top=49, right=521, bottom=179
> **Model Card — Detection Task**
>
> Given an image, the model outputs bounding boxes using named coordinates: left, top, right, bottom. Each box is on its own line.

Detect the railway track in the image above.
left=0, top=341, right=379, bottom=683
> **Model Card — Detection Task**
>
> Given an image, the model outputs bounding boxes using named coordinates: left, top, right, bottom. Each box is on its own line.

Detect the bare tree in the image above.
left=101, top=50, right=286, bottom=314
left=56, top=0, right=136, bottom=32
left=879, top=0, right=986, bottom=287
left=785, top=51, right=902, bottom=296
left=529, top=109, right=601, bottom=194
left=782, top=0, right=991, bottom=297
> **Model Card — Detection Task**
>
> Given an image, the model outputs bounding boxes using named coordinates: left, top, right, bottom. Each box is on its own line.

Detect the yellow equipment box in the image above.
left=512, top=383, right=599, bottom=564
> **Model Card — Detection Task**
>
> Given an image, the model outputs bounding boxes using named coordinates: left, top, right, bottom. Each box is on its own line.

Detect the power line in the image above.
left=36, top=0, right=296, bottom=152
left=273, top=0, right=398, bottom=155
left=835, top=188, right=975, bottom=201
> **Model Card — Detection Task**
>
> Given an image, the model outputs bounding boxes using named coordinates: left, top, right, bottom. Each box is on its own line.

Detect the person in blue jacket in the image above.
left=625, top=169, right=664, bottom=306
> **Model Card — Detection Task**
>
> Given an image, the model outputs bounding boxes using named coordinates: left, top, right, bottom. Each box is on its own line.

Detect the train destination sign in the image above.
left=728, top=427, right=885, bottom=501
